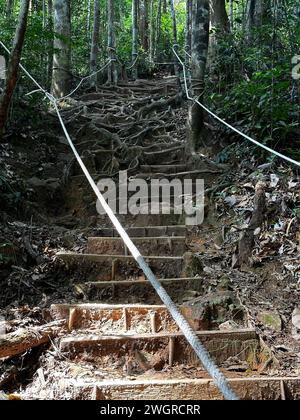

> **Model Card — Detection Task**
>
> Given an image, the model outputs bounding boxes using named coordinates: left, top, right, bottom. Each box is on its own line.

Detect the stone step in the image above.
left=51, top=303, right=179, bottom=334
left=87, top=236, right=187, bottom=257
left=60, top=329, right=259, bottom=370
left=57, top=253, right=187, bottom=281
left=67, top=377, right=300, bottom=400
left=91, top=225, right=187, bottom=238
left=74, top=277, right=204, bottom=305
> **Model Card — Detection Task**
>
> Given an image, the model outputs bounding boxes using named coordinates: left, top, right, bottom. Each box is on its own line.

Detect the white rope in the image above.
left=127, top=54, right=139, bottom=70
left=58, top=59, right=112, bottom=101
left=0, top=39, right=238, bottom=401
left=172, top=48, right=300, bottom=169
left=1, top=40, right=112, bottom=101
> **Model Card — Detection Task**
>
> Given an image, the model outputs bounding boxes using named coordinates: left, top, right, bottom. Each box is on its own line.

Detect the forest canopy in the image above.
left=0, top=0, right=300, bottom=157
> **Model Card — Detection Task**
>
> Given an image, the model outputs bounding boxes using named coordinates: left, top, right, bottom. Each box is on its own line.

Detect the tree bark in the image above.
left=185, top=0, right=192, bottom=60
left=0, top=321, right=63, bottom=359
left=47, top=0, right=53, bottom=89
left=51, top=0, right=71, bottom=98
left=107, top=0, right=117, bottom=85
left=6, top=0, right=14, bottom=17
left=208, top=0, right=229, bottom=65
left=0, top=0, right=30, bottom=139
left=229, top=0, right=234, bottom=30
left=154, top=0, right=162, bottom=60
left=169, top=0, right=180, bottom=82
left=187, top=0, right=209, bottom=153
left=149, top=0, right=155, bottom=67
left=90, top=0, right=101, bottom=87
left=132, top=0, right=138, bottom=79
left=140, top=0, right=148, bottom=51
left=238, top=182, right=266, bottom=268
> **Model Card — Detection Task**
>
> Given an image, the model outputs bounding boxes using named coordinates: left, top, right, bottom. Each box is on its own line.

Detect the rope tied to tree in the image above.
left=173, top=47, right=300, bottom=169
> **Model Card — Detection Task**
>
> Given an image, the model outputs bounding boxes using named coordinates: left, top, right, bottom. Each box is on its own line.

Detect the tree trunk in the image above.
left=90, top=0, right=100, bottom=87
left=0, top=0, right=30, bottom=139
left=51, top=0, right=71, bottom=98
left=169, top=0, right=180, bottom=82
left=107, top=0, right=117, bottom=85
left=47, top=0, right=53, bottom=89
left=187, top=0, right=209, bottom=153
left=238, top=182, right=266, bottom=268
left=185, top=0, right=192, bottom=60
left=208, top=0, right=229, bottom=65
left=140, top=0, right=148, bottom=51
left=87, top=0, right=92, bottom=39
left=229, top=0, right=234, bottom=30
left=154, top=0, right=162, bottom=60
left=245, top=0, right=270, bottom=42
left=245, top=0, right=255, bottom=41
left=0, top=321, right=63, bottom=359
left=6, top=0, right=14, bottom=17
left=149, top=0, right=155, bottom=67
left=132, top=0, right=138, bottom=80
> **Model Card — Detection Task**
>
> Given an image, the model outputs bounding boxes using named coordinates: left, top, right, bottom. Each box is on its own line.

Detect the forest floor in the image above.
left=0, top=74, right=300, bottom=397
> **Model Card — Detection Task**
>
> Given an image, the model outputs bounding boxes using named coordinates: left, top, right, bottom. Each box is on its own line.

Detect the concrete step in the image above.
left=67, top=377, right=300, bottom=400
left=60, top=329, right=259, bottom=370
left=91, top=225, right=187, bottom=238
left=57, top=253, right=186, bottom=281
left=87, top=236, right=187, bottom=257
left=74, top=277, right=204, bottom=305
left=51, top=303, right=179, bottom=334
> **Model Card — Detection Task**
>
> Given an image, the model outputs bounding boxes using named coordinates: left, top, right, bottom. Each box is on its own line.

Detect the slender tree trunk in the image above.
left=132, top=0, right=138, bottom=80
left=90, top=0, right=100, bottom=87
left=245, top=0, right=269, bottom=42
left=0, top=0, right=30, bottom=139
left=87, top=0, right=92, bottom=40
left=163, top=0, right=167, bottom=14
left=169, top=0, right=180, bottom=81
left=140, top=0, right=148, bottom=51
left=107, top=0, right=117, bottom=85
left=149, top=0, right=155, bottom=67
left=185, top=0, right=192, bottom=62
left=47, top=0, right=53, bottom=89
left=154, top=0, right=162, bottom=60
left=208, top=0, right=229, bottom=66
left=229, top=0, right=234, bottom=30
left=245, top=0, right=255, bottom=41
left=6, top=0, right=14, bottom=17
left=51, top=0, right=71, bottom=98
left=187, top=0, right=209, bottom=153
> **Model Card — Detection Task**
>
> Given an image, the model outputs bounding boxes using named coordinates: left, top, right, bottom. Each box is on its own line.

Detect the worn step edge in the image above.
left=76, top=277, right=201, bottom=287
left=66, top=377, right=300, bottom=400
left=57, top=253, right=183, bottom=262
left=91, top=225, right=187, bottom=238
left=87, top=236, right=187, bottom=256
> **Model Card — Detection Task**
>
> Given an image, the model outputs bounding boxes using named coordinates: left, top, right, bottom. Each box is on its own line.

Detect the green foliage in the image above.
left=207, top=4, right=300, bottom=155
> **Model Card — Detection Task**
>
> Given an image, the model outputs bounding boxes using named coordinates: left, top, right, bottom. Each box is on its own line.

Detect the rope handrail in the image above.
left=0, top=39, right=238, bottom=401
left=172, top=47, right=300, bottom=169
left=0, top=40, right=112, bottom=102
